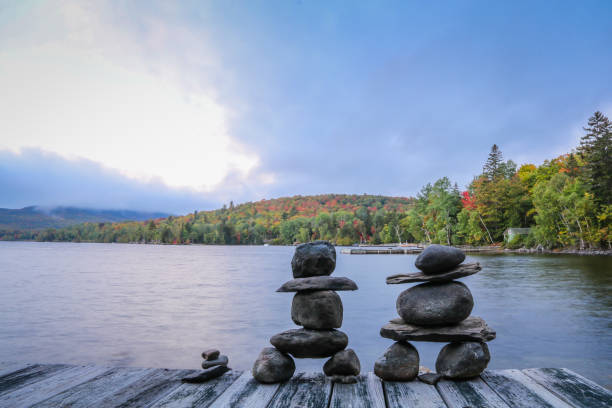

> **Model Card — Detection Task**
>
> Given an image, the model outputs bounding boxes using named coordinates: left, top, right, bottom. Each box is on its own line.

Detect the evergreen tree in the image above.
left=483, top=144, right=503, bottom=179
left=578, top=111, right=612, bottom=205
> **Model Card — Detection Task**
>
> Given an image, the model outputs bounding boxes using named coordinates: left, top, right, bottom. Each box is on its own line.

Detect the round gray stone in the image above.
left=323, top=349, right=360, bottom=376
left=436, top=342, right=490, bottom=379
left=374, top=342, right=419, bottom=381
left=270, top=328, right=348, bottom=358
left=396, top=281, right=473, bottom=326
left=252, top=347, right=295, bottom=383
left=291, top=241, right=336, bottom=278
left=291, top=290, right=343, bottom=329
left=415, top=244, right=466, bottom=274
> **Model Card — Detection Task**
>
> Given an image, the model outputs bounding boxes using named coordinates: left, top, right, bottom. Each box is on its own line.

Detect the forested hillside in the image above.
left=2, top=112, right=609, bottom=250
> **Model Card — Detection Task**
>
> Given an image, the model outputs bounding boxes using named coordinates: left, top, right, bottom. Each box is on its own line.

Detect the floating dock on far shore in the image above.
left=341, top=245, right=502, bottom=255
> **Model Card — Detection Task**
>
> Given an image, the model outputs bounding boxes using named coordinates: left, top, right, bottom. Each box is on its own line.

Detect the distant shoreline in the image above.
left=2, top=239, right=611, bottom=256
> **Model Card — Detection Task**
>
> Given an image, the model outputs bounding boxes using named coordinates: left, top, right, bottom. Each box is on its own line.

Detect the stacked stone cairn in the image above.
left=376, top=244, right=496, bottom=383
left=181, top=348, right=231, bottom=383
left=252, top=241, right=361, bottom=384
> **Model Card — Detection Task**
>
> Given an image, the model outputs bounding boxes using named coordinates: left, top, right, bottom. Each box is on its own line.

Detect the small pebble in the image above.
left=202, top=355, right=229, bottom=369
left=418, top=373, right=443, bottom=385
left=201, top=349, right=221, bottom=361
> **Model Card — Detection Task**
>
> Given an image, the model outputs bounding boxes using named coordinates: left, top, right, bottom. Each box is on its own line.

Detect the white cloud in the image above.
left=0, top=0, right=258, bottom=191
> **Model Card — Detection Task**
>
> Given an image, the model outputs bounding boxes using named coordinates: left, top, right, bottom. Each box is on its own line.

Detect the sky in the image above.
left=1, top=0, right=611, bottom=214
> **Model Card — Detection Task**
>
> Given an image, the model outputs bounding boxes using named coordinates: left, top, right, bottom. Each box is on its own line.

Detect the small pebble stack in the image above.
left=181, top=348, right=231, bottom=383
left=252, top=241, right=360, bottom=383
left=376, top=244, right=496, bottom=382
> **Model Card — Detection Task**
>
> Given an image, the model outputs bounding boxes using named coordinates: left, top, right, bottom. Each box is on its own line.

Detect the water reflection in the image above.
left=0, top=242, right=610, bottom=386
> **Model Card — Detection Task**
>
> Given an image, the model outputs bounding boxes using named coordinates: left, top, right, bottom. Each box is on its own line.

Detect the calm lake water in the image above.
left=0, top=242, right=610, bottom=386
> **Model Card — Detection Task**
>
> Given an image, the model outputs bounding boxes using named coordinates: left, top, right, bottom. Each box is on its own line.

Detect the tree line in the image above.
left=1, top=112, right=609, bottom=250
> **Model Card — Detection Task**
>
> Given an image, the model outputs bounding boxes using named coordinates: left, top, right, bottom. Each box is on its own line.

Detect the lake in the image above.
left=0, top=242, right=610, bottom=387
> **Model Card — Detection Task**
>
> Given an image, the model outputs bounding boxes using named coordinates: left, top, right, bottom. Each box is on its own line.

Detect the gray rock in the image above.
left=323, top=349, right=360, bottom=376
left=291, top=290, right=343, bottom=329
left=436, top=342, right=490, bottom=379
left=277, top=276, right=358, bottom=292
left=201, top=355, right=228, bottom=369
left=330, top=375, right=358, bottom=384
left=396, top=281, right=474, bottom=326
left=374, top=342, right=419, bottom=381
left=201, top=349, right=220, bottom=360
left=270, top=328, right=348, bottom=358
left=181, top=365, right=229, bottom=383
left=380, top=316, right=496, bottom=343
left=418, top=373, right=443, bottom=385
left=252, top=347, right=295, bottom=384
left=387, top=263, right=481, bottom=284
left=415, top=244, right=466, bottom=274
left=291, top=241, right=336, bottom=278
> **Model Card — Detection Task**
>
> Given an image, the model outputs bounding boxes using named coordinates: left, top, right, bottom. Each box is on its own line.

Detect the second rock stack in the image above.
left=252, top=241, right=360, bottom=383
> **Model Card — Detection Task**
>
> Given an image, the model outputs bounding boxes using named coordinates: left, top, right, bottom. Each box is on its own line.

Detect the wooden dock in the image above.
left=1, top=362, right=610, bottom=407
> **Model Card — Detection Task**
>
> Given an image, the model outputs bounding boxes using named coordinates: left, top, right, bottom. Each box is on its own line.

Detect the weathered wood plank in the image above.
left=481, top=369, right=573, bottom=408
left=0, top=364, right=111, bottom=408
left=31, top=366, right=154, bottom=407
left=0, top=362, right=34, bottom=378
left=95, top=368, right=199, bottom=408
left=436, top=377, right=510, bottom=408
left=0, top=364, right=73, bottom=396
left=267, top=372, right=332, bottom=408
left=208, top=371, right=281, bottom=408
left=151, top=370, right=242, bottom=408
left=523, top=368, right=612, bottom=408
left=384, top=379, right=447, bottom=408
left=329, top=372, right=386, bottom=408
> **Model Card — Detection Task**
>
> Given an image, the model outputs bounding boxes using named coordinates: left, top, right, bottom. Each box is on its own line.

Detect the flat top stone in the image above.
left=387, top=263, right=481, bottom=284
left=277, top=276, right=358, bottom=292
left=380, top=316, right=496, bottom=343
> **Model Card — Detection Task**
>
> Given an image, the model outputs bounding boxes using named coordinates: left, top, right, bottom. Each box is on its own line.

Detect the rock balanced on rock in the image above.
left=377, top=244, right=496, bottom=381
left=252, top=241, right=360, bottom=383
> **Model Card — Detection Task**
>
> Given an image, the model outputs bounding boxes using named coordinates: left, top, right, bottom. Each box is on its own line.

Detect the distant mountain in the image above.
left=0, top=206, right=170, bottom=230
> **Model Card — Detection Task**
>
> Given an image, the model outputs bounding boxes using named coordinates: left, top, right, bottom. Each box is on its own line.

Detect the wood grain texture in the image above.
left=0, top=364, right=73, bottom=397
left=481, top=369, right=573, bottom=408
left=95, top=367, right=198, bottom=408
left=0, top=362, right=34, bottom=378
left=384, top=379, right=447, bottom=408
left=151, top=370, right=242, bottom=408
left=208, top=371, right=281, bottom=408
left=31, top=366, right=154, bottom=408
left=330, top=372, right=386, bottom=408
left=0, top=365, right=110, bottom=408
left=267, top=372, right=332, bottom=408
left=436, top=377, right=510, bottom=408
left=523, top=368, right=612, bottom=408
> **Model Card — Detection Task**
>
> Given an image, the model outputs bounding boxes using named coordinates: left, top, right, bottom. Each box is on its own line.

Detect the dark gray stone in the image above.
left=323, top=349, right=360, bottom=376
left=201, top=349, right=220, bottom=360
left=181, top=365, right=229, bottom=383
left=374, top=342, right=419, bottom=381
left=418, top=373, right=443, bottom=385
left=330, top=375, right=358, bottom=384
left=380, top=316, right=496, bottom=343
left=291, top=241, right=336, bottom=278
left=387, top=263, right=481, bottom=284
left=277, top=276, right=358, bottom=292
left=252, top=347, right=295, bottom=383
left=396, top=281, right=473, bottom=326
left=415, top=244, right=466, bottom=274
left=291, top=290, right=343, bottom=329
left=436, top=342, right=490, bottom=379
left=201, top=355, right=228, bottom=369
left=270, top=328, right=348, bottom=358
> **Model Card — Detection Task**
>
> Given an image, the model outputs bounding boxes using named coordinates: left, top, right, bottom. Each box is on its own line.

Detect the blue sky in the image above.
left=1, top=1, right=611, bottom=213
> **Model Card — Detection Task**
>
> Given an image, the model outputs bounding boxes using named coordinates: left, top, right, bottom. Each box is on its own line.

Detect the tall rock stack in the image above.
left=376, top=244, right=496, bottom=382
left=252, top=241, right=360, bottom=383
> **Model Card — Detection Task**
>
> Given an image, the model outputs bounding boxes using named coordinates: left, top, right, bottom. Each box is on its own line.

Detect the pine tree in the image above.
left=578, top=111, right=612, bottom=205
left=483, top=144, right=503, bottom=180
